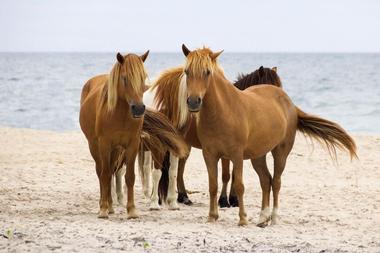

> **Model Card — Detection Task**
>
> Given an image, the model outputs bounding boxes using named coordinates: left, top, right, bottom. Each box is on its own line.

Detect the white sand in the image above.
left=0, top=127, right=379, bottom=252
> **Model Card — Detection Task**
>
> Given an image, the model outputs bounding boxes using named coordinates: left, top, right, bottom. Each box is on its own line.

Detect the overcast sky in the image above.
left=1, top=0, right=379, bottom=52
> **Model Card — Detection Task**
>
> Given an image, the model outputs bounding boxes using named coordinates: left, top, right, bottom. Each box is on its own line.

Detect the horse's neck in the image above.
left=201, top=73, right=239, bottom=118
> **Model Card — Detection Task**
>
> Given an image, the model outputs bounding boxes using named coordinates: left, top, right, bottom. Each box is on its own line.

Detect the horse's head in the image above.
left=181, top=44, right=223, bottom=112
left=108, top=51, right=149, bottom=118
left=254, top=66, right=282, bottom=87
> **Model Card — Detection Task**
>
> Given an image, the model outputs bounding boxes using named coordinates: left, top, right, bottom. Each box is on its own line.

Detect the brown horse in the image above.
left=219, top=66, right=282, bottom=208
left=151, top=65, right=282, bottom=207
left=180, top=44, right=357, bottom=226
left=79, top=52, right=188, bottom=219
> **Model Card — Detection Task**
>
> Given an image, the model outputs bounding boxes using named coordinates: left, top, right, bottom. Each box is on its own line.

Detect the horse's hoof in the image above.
left=257, top=221, right=269, bottom=228
left=127, top=210, right=139, bottom=219
left=98, top=209, right=109, bottom=219
left=108, top=206, right=115, bottom=214
left=218, top=196, right=230, bottom=208
left=178, top=192, right=193, bottom=205
left=207, top=213, right=219, bottom=223
left=257, top=207, right=271, bottom=227
left=229, top=195, right=239, bottom=207
left=149, top=202, right=161, bottom=211
left=271, top=215, right=279, bottom=225
left=168, top=200, right=180, bottom=210
left=238, top=218, right=249, bottom=226
left=207, top=216, right=217, bottom=223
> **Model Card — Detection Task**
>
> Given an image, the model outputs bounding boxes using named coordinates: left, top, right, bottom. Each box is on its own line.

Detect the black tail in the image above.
left=158, top=151, right=170, bottom=203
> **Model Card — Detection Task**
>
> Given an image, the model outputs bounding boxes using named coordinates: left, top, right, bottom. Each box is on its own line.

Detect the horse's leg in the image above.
left=125, top=149, right=139, bottom=219
left=232, top=156, right=248, bottom=226
left=218, top=158, right=231, bottom=208
left=202, top=150, right=219, bottom=222
left=149, top=167, right=162, bottom=210
left=88, top=141, right=104, bottom=217
left=115, top=165, right=126, bottom=206
left=271, top=137, right=295, bottom=225
left=251, top=155, right=272, bottom=227
left=229, top=173, right=239, bottom=207
left=142, top=151, right=152, bottom=198
left=177, top=153, right=193, bottom=205
left=167, top=153, right=180, bottom=210
left=98, top=139, right=112, bottom=218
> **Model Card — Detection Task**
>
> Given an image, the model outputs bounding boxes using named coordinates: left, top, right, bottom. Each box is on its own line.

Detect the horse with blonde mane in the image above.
left=180, top=44, right=357, bottom=226
left=79, top=51, right=188, bottom=219
left=150, top=64, right=283, bottom=208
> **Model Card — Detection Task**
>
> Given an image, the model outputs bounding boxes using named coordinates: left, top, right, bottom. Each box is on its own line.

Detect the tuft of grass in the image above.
left=5, top=229, right=13, bottom=239
left=143, top=241, right=150, bottom=249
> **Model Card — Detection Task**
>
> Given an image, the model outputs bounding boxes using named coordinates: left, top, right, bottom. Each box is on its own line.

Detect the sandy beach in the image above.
left=0, top=127, right=379, bottom=252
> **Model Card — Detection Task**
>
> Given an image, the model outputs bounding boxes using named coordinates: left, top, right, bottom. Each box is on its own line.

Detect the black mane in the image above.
left=233, top=66, right=282, bottom=90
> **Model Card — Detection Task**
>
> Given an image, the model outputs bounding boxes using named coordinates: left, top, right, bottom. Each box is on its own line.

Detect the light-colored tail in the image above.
left=296, top=107, right=358, bottom=160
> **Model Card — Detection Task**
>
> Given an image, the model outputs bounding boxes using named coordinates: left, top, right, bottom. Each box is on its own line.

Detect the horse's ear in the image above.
left=116, top=52, right=124, bottom=64
left=182, top=44, right=191, bottom=57
left=272, top=67, right=277, bottom=72
left=140, top=50, right=150, bottom=62
left=210, top=50, right=224, bottom=60
left=259, top=66, right=264, bottom=76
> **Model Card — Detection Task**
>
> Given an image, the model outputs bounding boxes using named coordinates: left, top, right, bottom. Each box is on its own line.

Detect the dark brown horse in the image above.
left=79, top=52, right=187, bottom=219
left=181, top=44, right=357, bottom=226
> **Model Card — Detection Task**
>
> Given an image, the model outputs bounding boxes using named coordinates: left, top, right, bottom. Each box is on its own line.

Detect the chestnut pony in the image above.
left=151, top=65, right=282, bottom=208
left=180, top=44, right=357, bottom=226
left=79, top=52, right=188, bottom=219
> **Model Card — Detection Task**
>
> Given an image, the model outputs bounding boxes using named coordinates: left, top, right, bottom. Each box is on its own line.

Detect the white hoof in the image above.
left=257, top=207, right=271, bottom=227
left=168, top=199, right=180, bottom=210
left=149, top=201, right=161, bottom=211
left=271, top=208, right=279, bottom=225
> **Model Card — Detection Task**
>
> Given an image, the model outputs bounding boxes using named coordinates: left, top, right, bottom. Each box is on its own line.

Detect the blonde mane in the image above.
left=184, top=47, right=223, bottom=78
left=107, top=54, right=147, bottom=111
left=151, top=67, right=189, bottom=130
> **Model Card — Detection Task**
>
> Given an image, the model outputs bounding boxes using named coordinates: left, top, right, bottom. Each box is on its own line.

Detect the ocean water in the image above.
left=0, top=53, right=379, bottom=133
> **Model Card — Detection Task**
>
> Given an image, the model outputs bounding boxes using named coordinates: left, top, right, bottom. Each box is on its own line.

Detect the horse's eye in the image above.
left=205, top=69, right=211, bottom=77
left=184, top=69, right=189, bottom=76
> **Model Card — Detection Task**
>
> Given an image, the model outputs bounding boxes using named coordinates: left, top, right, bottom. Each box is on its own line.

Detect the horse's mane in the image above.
left=151, top=67, right=189, bottom=130
left=233, top=66, right=282, bottom=90
left=185, top=47, right=223, bottom=78
left=107, top=54, right=147, bottom=111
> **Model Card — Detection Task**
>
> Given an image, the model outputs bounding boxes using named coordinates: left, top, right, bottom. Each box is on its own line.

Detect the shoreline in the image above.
left=0, top=127, right=379, bottom=252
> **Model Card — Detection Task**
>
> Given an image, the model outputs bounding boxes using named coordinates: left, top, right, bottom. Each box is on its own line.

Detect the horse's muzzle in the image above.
left=131, top=103, right=145, bottom=118
left=187, top=96, right=202, bottom=112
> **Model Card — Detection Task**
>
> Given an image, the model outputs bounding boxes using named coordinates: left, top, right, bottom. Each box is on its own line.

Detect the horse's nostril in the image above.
left=197, top=97, right=201, bottom=104
left=187, top=97, right=191, bottom=104
left=131, top=105, right=136, bottom=110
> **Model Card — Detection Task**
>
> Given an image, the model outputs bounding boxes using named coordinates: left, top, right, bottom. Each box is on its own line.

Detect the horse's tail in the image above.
left=158, top=151, right=170, bottom=203
left=296, top=107, right=358, bottom=160
left=141, top=109, right=189, bottom=161
left=140, top=109, right=189, bottom=203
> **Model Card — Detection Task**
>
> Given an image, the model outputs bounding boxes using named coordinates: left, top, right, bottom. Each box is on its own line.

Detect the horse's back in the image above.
left=79, top=74, right=108, bottom=140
